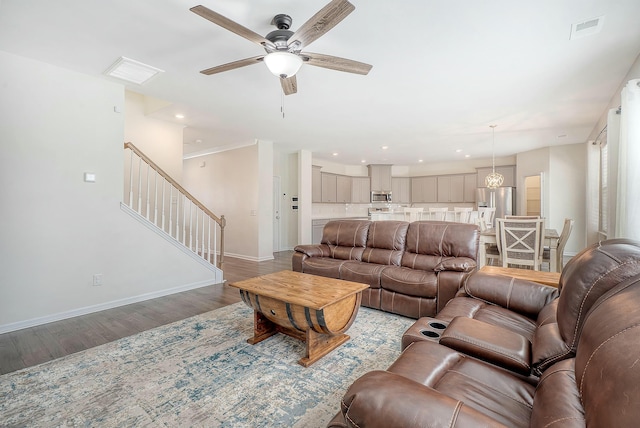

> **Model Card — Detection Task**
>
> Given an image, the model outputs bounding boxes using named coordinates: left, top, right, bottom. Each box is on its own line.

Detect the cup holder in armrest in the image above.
left=429, top=322, right=447, bottom=330
left=421, top=330, right=440, bottom=338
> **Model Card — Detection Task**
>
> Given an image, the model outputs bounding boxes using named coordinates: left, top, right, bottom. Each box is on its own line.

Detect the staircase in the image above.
left=123, top=142, right=225, bottom=273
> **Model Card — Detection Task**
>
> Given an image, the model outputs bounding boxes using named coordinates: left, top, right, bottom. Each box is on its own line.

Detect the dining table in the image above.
left=478, top=228, right=560, bottom=272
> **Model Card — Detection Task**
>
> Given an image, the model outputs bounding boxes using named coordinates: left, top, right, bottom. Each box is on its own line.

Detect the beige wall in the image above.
left=183, top=143, right=276, bottom=261
left=0, top=51, right=216, bottom=331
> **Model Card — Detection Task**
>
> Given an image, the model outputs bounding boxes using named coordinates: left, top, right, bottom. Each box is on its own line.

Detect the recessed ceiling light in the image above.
left=465, top=154, right=471, bottom=158
left=175, top=114, right=185, bottom=119
left=381, top=146, right=388, bottom=150
left=418, top=159, right=424, bottom=163
left=455, top=149, right=462, bottom=153
left=361, top=160, right=366, bottom=163
left=332, top=152, right=338, bottom=156
left=103, top=56, right=164, bottom=85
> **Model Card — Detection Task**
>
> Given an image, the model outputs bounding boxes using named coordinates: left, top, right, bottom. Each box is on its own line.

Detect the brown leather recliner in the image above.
left=329, top=239, right=640, bottom=427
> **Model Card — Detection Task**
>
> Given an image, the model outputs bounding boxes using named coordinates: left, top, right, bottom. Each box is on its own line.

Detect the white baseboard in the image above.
left=224, top=252, right=274, bottom=262
left=0, top=279, right=217, bottom=334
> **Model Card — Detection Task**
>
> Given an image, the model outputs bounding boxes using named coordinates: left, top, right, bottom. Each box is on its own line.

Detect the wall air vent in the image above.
left=104, top=57, right=164, bottom=85
left=570, top=16, right=604, bottom=40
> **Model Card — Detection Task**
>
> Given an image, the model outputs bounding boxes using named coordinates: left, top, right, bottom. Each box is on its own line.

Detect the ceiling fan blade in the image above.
left=200, top=55, right=265, bottom=75
left=190, top=5, right=274, bottom=49
left=288, top=0, right=355, bottom=49
left=280, top=76, right=298, bottom=95
left=302, top=52, right=372, bottom=75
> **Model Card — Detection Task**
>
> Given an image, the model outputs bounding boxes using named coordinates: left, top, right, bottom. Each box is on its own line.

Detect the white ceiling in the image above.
left=2, top=0, right=639, bottom=165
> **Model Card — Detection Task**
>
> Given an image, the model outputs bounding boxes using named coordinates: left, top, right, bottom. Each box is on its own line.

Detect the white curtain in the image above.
left=615, top=79, right=640, bottom=239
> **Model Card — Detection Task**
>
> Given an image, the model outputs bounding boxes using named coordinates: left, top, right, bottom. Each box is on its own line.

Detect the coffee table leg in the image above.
left=247, top=310, right=277, bottom=345
left=299, top=329, right=350, bottom=367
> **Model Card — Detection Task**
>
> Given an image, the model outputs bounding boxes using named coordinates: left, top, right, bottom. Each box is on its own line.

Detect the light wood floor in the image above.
left=0, top=251, right=293, bottom=375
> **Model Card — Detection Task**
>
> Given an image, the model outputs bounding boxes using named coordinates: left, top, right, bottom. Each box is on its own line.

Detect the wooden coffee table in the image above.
left=480, top=265, right=561, bottom=287
left=230, top=270, right=368, bottom=367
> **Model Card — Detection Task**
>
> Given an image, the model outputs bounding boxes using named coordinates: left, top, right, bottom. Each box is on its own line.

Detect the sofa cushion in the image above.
left=361, top=220, right=408, bottom=265
left=340, top=261, right=386, bottom=287
left=387, top=341, right=535, bottom=428
left=321, top=220, right=370, bottom=247
left=529, top=359, right=584, bottom=427
left=437, top=296, right=538, bottom=340
left=299, top=257, right=346, bottom=279
left=380, top=267, right=438, bottom=298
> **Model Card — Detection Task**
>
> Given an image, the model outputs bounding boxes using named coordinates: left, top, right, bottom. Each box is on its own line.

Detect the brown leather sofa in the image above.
left=293, top=219, right=479, bottom=318
left=329, top=239, right=640, bottom=427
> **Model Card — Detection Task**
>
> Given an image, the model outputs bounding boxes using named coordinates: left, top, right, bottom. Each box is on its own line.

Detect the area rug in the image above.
left=0, top=302, right=415, bottom=427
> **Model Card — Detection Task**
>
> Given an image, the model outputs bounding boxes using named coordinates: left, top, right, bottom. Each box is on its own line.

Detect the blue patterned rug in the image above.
left=0, top=302, right=414, bottom=427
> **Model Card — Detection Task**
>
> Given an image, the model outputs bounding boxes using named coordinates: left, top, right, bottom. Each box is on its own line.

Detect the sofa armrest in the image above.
left=464, top=272, right=559, bottom=318
left=294, top=244, right=326, bottom=257
left=339, top=370, right=507, bottom=428
left=439, top=317, right=531, bottom=375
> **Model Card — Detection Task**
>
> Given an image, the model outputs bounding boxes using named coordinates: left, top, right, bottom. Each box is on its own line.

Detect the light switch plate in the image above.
left=84, top=172, right=96, bottom=182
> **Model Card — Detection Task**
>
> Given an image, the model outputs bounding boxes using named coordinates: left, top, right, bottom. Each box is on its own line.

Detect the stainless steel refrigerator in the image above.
left=476, top=187, right=516, bottom=224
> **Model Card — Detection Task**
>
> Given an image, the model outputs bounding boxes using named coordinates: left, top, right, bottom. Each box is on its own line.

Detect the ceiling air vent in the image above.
left=104, top=57, right=164, bottom=85
left=570, top=16, right=604, bottom=40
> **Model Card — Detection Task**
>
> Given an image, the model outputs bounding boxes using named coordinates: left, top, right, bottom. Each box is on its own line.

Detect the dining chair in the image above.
left=504, top=215, right=540, bottom=219
left=543, top=218, right=574, bottom=272
left=453, top=207, right=473, bottom=223
left=403, top=207, right=424, bottom=223
left=427, top=207, right=449, bottom=221
left=496, top=218, right=545, bottom=271
left=477, top=207, right=496, bottom=228
left=484, top=218, right=501, bottom=265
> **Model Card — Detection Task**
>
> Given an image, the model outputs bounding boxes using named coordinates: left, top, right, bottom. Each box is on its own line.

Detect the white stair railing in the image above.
left=123, top=142, right=225, bottom=270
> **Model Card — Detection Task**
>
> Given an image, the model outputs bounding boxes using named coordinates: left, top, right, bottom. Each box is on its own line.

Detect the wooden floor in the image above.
left=0, top=251, right=293, bottom=375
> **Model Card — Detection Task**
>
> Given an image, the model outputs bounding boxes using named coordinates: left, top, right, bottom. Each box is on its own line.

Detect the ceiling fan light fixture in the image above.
left=264, top=52, right=303, bottom=78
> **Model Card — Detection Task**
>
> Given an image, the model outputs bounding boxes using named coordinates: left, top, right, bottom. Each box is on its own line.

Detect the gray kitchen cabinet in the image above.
left=321, top=173, right=337, bottom=203
left=463, top=173, right=477, bottom=202
left=312, top=166, right=322, bottom=203
left=368, top=164, right=392, bottom=191
left=391, top=177, right=411, bottom=203
left=411, top=176, right=437, bottom=203
left=336, top=175, right=352, bottom=203
left=437, top=175, right=464, bottom=202
left=351, top=177, right=371, bottom=203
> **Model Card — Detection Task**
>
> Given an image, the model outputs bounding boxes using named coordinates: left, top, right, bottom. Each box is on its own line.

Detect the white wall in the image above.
left=585, top=53, right=640, bottom=245
left=124, top=91, right=184, bottom=180
left=549, top=144, right=586, bottom=254
left=0, top=51, right=217, bottom=331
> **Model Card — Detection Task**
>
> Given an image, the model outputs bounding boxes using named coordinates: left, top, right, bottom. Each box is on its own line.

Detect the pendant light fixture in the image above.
left=485, top=124, right=504, bottom=189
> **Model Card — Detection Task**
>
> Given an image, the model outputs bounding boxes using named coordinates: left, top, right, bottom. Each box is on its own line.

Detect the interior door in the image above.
left=273, top=176, right=281, bottom=252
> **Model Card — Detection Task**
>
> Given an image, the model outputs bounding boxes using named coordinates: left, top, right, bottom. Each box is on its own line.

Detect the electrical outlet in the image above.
left=93, top=274, right=103, bottom=286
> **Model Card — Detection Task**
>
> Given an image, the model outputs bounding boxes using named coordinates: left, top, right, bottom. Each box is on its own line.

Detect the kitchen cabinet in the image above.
left=320, top=172, right=353, bottom=203
left=336, top=175, right=352, bottom=203
left=312, top=166, right=322, bottom=203
left=321, top=173, right=337, bottom=202
left=411, top=176, right=437, bottom=203
left=437, top=175, right=464, bottom=202
left=351, top=177, right=371, bottom=203
left=463, top=173, right=477, bottom=202
left=391, top=177, right=411, bottom=203
left=477, top=165, right=516, bottom=188
left=368, top=164, right=392, bottom=191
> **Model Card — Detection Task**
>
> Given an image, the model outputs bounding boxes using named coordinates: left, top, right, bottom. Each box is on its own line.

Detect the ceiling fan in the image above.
left=190, top=0, right=372, bottom=95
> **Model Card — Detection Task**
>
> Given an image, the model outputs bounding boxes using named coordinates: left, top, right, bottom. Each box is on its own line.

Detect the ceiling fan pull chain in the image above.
left=281, top=90, right=285, bottom=119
